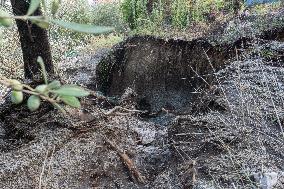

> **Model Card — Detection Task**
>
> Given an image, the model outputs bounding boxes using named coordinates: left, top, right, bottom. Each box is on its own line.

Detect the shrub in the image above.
left=171, top=0, right=189, bottom=29
left=121, top=0, right=167, bottom=34
left=121, top=0, right=148, bottom=29
left=149, top=0, right=165, bottom=27
left=188, top=0, right=225, bottom=22
left=92, top=2, right=127, bottom=33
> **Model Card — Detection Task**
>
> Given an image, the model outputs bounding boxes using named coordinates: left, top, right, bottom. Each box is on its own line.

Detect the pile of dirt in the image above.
left=0, top=17, right=284, bottom=189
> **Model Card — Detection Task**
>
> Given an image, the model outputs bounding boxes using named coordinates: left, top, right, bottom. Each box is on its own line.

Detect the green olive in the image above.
left=11, top=91, right=23, bottom=104
left=10, top=79, right=23, bottom=91
left=35, top=84, right=48, bottom=94
left=0, top=9, right=13, bottom=27
left=27, top=95, right=41, bottom=112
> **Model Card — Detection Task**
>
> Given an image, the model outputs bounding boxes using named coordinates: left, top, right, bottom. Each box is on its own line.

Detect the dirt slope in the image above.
left=0, top=16, right=284, bottom=189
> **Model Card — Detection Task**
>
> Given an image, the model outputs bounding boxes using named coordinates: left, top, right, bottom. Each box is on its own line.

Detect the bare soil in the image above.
left=0, top=14, right=284, bottom=189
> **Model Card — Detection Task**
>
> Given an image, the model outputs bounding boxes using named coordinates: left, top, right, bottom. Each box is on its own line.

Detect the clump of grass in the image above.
left=84, top=34, right=123, bottom=53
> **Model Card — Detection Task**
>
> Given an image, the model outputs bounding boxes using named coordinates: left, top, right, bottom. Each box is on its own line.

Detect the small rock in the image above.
left=134, top=126, right=156, bottom=145
left=253, top=172, right=278, bottom=189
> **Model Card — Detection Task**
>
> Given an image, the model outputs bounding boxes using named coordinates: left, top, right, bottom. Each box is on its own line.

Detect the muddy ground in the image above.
left=1, top=13, right=284, bottom=189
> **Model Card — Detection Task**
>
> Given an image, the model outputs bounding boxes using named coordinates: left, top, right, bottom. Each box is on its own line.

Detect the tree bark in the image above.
left=233, top=0, right=243, bottom=16
left=146, top=0, right=154, bottom=14
left=10, top=0, right=54, bottom=81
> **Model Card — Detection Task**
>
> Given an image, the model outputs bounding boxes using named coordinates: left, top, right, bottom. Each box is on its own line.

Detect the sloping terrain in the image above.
left=0, top=15, right=284, bottom=189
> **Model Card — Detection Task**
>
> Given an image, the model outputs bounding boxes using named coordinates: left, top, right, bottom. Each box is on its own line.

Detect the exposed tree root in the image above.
left=103, top=106, right=147, bottom=116
left=101, top=134, right=146, bottom=184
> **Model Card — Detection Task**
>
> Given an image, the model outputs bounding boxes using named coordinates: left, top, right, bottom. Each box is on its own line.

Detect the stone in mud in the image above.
left=253, top=172, right=280, bottom=189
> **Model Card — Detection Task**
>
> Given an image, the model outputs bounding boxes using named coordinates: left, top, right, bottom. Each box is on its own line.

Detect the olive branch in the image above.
left=0, top=57, right=90, bottom=114
left=0, top=0, right=114, bottom=114
left=0, top=0, right=114, bottom=33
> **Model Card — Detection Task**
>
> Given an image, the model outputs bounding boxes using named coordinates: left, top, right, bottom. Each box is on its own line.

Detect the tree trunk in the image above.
left=233, top=0, right=243, bottom=16
left=10, top=0, right=54, bottom=81
left=146, top=0, right=154, bottom=14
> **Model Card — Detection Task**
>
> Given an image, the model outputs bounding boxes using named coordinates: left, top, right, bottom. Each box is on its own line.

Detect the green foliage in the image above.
left=48, top=80, right=61, bottom=89
left=121, top=0, right=166, bottom=33
left=51, top=85, right=90, bottom=97
left=0, top=0, right=114, bottom=113
left=171, top=0, right=189, bottom=29
left=6, top=57, right=90, bottom=113
left=52, top=19, right=114, bottom=34
left=0, top=0, right=114, bottom=35
left=121, top=0, right=148, bottom=29
left=27, top=0, right=41, bottom=15
left=60, top=95, right=81, bottom=108
left=188, top=0, right=225, bottom=22
left=91, top=3, right=127, bottom=33
left=0, top=9, right=12, bottom=27
left=48, top=0, right=98, bottom=59
left=54, top=0, right=91, bottom=24
left=120, top=0, right=228, bottom=30
left=147, top=0, right=165, bottom=29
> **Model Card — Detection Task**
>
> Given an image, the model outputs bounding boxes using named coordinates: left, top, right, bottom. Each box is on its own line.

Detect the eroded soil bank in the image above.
left=95, top=35, right=250, bottom=112
left=95, top=23, right=284, bottom=113
left=0, top=18, right=284, bottom=188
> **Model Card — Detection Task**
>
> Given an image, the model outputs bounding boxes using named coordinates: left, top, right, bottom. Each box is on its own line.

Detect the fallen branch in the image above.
left=101, top=134, right=146, bottom=184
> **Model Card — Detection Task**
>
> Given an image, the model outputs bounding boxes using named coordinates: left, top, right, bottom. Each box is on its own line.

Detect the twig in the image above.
left=22, top=84, right=36, bottom=92
left=191, top=160, right=197, bottom=184
left=103, top=106, right=146, bottom=116
left=22, top=90, right=57, bottom=103
left=39, top=149, right=49, bottom=189
left=101, top=134, right=145, bottom=184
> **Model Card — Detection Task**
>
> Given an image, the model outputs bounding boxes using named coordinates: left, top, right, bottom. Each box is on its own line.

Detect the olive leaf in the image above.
left=51, top=19, right=114, bottom=34
left=60, top=95, right=81, bottom=108
left=52, top=102, right=66, bottom=114
left=37, top=56, right=48, bottom=84
left=27, top=0, right=41, bottom=15
left=48, top=80, right=61, bottom=90
left=51, top=85, right=90, bottom=97
left=30, top=18, right=50, bottom=29
left=35, top=84, right=48, bottom=94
